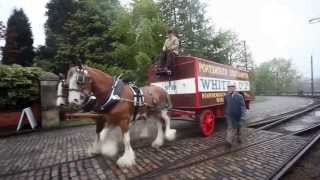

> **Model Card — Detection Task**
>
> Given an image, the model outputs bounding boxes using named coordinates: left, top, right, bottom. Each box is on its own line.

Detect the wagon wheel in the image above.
left=198, top=110, right=215, bottom=136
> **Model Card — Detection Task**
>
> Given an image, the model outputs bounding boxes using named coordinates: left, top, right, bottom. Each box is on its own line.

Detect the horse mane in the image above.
left=85, top=66, right=113, bottom=80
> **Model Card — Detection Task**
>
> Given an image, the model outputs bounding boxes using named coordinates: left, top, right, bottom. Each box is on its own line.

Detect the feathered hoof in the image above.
left=116, top=152, right=136, bottom=168
left=151, top=139, right=164, bottom=148
left=165, top=129, right=176, bottom=141
left=87, top=146, right=100, bottom=156
left=101, top=140, right=118, bottom=157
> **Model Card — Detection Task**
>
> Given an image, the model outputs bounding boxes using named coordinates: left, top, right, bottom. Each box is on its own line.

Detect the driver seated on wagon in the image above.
left=158, top=29, right=179, bottom=75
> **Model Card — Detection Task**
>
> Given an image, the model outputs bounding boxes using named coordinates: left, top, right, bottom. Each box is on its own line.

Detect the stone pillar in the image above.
left=39, top=73, right=60, bottom=128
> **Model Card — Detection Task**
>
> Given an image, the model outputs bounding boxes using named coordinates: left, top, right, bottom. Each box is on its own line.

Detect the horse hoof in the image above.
left=88, top=145, right=100, bottom=155
left=117, top=154, right=136, bottom=168
left=101, top=140, right=118, bottom=157
left=152, top=140, right=163, bottom=148
left=165, top=129, right=176, bottom=141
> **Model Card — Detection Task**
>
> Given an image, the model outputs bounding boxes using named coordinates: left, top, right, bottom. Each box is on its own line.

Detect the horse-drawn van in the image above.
left=149, top=56, right=252, bottom=136
left=56, top=56, right=251, bottom=167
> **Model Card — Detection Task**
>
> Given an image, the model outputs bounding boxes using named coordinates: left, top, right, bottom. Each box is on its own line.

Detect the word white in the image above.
left=198, top=77, right=250, bottom=92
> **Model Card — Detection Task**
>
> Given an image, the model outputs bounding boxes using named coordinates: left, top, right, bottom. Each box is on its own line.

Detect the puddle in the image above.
left=315, top=111, right=320, bottom=117
left=301, top=116, right=320, bottom=123
left=284, top=124, right=309, bottom=131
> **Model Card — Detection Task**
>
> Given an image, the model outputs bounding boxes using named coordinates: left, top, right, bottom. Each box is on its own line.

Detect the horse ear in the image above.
left=58, top=73, right=65, bottom=80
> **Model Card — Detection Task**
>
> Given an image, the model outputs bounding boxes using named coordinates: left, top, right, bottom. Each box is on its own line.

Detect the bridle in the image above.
left=57, top=79, right=69, bottom=98
left=60, top=66, right=95, bottom=107
left=69, top=67, right=91, bottom=91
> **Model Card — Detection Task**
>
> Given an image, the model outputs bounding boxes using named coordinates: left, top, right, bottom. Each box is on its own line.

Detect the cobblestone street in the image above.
left=0, top=96, right=315, bottom=179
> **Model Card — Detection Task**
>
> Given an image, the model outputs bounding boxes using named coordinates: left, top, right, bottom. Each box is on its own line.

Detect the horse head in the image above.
left=64, top=65, right=94, bottom=108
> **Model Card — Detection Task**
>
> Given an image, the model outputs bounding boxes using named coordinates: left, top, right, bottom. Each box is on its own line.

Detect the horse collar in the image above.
left=100, top=75, right=124, bottom=111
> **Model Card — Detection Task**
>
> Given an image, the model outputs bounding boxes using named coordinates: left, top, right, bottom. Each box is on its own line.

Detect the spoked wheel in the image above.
left=199, top=110, right=215, bottom=136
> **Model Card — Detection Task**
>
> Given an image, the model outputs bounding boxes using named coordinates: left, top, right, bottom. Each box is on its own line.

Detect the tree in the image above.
left=33, top=0, right=78, bottom=71
left=2, top=9, right=34, bottom=66
left=0, top=21, right=5, bottom=61
left=159, top=0, right=209, bottom=55
left=53, top=0, right=121, bottom=73
left=254, top=58, right=300, bottom=95
left=0, top=21, right=5, bottom=39
left=108, top=0, right=166, bottom=84
left=45, top=0, right=78, bottom=53
left=35, top=0, right=122, bottom=73
left=159, top=0, right=248, bottom=64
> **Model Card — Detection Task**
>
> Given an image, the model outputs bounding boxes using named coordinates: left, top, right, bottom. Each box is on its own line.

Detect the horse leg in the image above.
left=117, top=122, right=136, bottom=167
left=88, top=116, right=106, bottom=155
left=139, top=113, right=149, bottom=138
left=161, top=109, right=176, bottom=141
left=151, top=115, right=164, bottom=148
left=100, top=126, right=118, bottom=157
left=88, top=134, right=101, bottom=155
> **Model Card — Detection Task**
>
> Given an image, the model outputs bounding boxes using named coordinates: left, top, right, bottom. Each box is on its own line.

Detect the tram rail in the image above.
left=270, top=124, right=320, bottom=180
left=130, top=123, right=320, bottom=179
left=248, top=100, right=320, bottom=129
left=129, top=102, right=320, bottom=180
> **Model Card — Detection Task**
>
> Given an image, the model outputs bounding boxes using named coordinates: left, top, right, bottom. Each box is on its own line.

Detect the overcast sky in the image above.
left=0, top=0, right=320, bottom=78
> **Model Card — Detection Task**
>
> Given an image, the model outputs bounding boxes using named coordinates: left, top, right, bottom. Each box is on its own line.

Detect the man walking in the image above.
left=224, top=83, right=247, bottom=148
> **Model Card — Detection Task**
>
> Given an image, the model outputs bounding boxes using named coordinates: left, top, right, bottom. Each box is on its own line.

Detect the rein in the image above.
left=68, top=88, right=82, bottom=92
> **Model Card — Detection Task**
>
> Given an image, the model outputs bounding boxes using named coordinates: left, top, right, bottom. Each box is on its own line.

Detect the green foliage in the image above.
left=2, top=8, right=34, bottom=66
left=34, top=0, right=78, bottom=72
left=0, top=21, right=5, bottom=39
left=45, top=0, right=77, bottom=50
left=109, top=0, right=166, bottom=85
left=159, top=0, right=252, bottom=66
left=0, top=65, right=44, bottom=110
left=36, top=0, right=251, bottom=85
left=253, top=58, right=300, bottom=95
left=39, top=0, right=122, bottom=73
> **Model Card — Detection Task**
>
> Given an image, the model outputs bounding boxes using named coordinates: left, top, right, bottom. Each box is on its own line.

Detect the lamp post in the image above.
left=308, top=17, right=318, bottom=96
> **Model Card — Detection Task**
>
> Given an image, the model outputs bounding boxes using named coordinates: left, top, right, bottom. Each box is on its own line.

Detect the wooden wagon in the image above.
left=149, top=56, right=252, bottom=136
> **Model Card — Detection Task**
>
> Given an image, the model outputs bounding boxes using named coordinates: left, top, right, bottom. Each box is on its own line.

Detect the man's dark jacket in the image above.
left=224, top=92, right=246, bottom=123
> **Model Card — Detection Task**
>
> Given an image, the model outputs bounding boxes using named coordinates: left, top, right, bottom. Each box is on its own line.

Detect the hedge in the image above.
left=0, top=65, right=45, bottom=110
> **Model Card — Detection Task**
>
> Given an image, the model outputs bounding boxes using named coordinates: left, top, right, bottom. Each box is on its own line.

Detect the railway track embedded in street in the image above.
left=270, top=124, right=320, bottom=180
left=128, top=103, right=320, bottom=180
left=248, top=100, right=320, bottom=129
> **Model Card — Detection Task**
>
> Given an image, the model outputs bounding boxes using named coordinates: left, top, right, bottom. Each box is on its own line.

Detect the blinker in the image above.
left=76, top=74, right=85, bottom=84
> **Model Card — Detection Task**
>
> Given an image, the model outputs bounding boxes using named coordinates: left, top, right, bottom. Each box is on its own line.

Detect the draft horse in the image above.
left=56, top=65, right=176, bottom=167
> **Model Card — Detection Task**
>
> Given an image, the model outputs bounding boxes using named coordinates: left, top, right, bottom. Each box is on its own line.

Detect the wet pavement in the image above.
left=0, top=96, right=316, bottom=179
left=269, top=108, right=320, bottom=134
left=0, top=126, right=312, bottom=180
left=246, top=96, right=313, bottom=123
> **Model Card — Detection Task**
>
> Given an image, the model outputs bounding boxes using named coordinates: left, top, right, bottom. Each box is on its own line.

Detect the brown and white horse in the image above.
left=56, top=66, right=176, bottom=167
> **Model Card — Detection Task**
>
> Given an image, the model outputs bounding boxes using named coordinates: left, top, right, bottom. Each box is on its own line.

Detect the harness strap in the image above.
left=129, top=84, right=145, bottom=122
left=100, top=75, right=124, bottom=111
